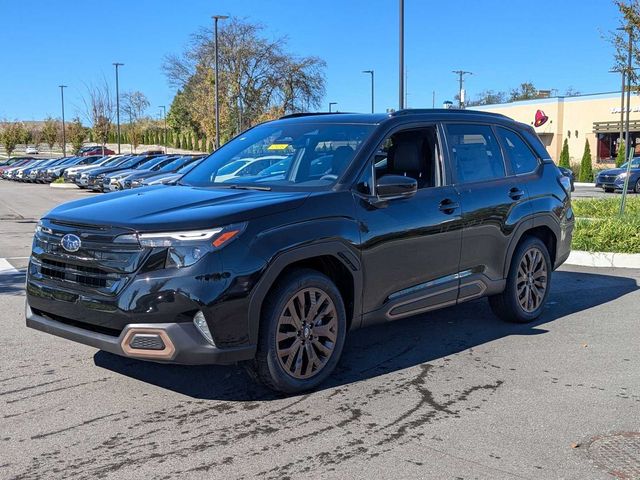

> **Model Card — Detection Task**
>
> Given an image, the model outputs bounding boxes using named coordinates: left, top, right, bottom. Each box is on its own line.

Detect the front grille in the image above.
left=39, top=258, right=113, bottom=288
left=29, top=220, right=149, bottom=296
left=600, top=175, right=618, bottom=183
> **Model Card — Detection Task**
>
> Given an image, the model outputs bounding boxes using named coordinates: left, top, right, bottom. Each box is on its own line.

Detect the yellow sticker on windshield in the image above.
left=268, top=143, right=290, bottom=151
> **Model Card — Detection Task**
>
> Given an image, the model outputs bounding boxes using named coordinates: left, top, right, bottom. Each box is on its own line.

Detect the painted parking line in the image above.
left=0, top=258, right=19, bottom=275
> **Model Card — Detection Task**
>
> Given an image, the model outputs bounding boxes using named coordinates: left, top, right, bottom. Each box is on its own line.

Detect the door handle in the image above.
left=439, top=199, right=460, bottom=214
left=508, top=187, right=525, bottom=200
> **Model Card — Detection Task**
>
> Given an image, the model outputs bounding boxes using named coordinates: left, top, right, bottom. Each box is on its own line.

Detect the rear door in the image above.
left=444, top=123, right=532, bottom=298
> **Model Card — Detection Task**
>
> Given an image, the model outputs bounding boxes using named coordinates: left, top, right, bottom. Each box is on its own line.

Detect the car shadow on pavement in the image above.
left=94, top=269, right=638, bottom=401
left=0, top=271, right=26, bottom=296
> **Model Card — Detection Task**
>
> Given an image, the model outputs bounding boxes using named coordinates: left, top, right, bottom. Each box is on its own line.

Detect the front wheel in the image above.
left=252, top=269, right=346, bottom=393
left=489, top=236, right=551, bottom=323
left=634, top=179, right=640, bottom=194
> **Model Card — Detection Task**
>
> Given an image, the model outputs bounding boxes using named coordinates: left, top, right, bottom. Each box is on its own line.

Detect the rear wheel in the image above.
left=489, top=236, right=551, bottom=323
left=253, top=269, right=346, bottom=393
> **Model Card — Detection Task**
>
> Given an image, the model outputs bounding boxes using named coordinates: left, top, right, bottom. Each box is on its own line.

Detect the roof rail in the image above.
left=279, top=112, right=350, bottom=119
left=390, top=108, right=508, bottom=118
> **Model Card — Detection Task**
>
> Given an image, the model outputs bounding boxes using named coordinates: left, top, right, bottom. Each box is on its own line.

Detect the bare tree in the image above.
left=81, top=81, right=114, bottom=155
left=609, top=1, right=640, bottom=88
left=121, top=91, right=150, bottom=152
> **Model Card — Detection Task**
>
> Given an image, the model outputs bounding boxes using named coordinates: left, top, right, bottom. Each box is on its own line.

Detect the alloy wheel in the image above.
left=516, top=247, right=547, bottom=313
left=275, top=287, right=338, bottom=380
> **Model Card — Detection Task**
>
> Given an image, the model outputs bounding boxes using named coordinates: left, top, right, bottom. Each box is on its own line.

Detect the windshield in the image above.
left=217, top=159, right=250, bottom=175
left=621, top=158, right=640, bottom=169
left=259, top=157, right=292, bottom=176
left=177, top=159, right=202, bottom=173
left=136, top=156, right=165, bottom=170
left=181, top=123, right=374, bottom=189
left=159, top=157, right=189, bottom=172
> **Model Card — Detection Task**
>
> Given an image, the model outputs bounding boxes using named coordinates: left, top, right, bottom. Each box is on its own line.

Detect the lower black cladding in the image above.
left=32, top=308, right=123, bottom=337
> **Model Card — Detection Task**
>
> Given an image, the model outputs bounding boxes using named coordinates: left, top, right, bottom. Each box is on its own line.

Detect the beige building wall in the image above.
left=472, top=92, right=640, bottom=166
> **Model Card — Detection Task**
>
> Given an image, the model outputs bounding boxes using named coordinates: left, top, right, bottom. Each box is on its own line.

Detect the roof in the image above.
left=275, top=108, right=514, bottom=126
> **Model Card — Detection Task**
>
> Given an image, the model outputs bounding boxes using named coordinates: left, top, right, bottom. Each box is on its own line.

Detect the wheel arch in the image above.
left=504, top=215, right=559, bottom=278
left=247, top=242, right=362, bottom=346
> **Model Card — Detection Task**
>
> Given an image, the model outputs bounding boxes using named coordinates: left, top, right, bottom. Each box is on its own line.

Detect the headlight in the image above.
left=115, top=222, right=247, bottom=268
left=617, top=172, right=628, bottom=179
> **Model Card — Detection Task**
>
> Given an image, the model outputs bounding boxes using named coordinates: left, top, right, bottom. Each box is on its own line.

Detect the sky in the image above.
left=0, top=0, right=626, bottom=122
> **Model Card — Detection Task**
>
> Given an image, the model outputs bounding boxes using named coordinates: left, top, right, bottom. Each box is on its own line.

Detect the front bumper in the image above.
left=596, top=176, right=629, bottom=191
left=26, top=302, right=255, bottom=365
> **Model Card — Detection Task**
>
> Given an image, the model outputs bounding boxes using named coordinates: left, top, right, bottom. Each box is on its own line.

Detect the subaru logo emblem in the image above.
left=61, top=234, right=81, bottom=252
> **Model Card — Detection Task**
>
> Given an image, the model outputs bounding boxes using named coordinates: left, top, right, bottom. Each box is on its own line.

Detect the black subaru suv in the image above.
left=26, top=110, right=574, bottom=393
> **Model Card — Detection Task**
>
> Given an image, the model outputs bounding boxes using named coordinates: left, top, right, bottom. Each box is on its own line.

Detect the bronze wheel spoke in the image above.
left=517, top=246, right=547, bottom=313
left=277, top=330, right=298, bottom=343
left=313, top=323, right=337, bottom=342
left=306, top=291, right=327, bottom=322
left=276, top=287, right=338, bottom=380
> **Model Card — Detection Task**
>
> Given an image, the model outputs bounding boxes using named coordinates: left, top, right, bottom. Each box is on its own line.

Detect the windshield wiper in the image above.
left=226, top=184, right=272, bottom=191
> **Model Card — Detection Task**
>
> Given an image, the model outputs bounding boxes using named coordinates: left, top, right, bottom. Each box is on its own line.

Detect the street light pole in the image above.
left=58, top=85, right=67, bottom=157
left=113, top=63, right=124, bottom=154
left=159, top=105, right=167, bottom=154
left=620, top=26, right=635, bottom=215
left=362, top=70, right=374, bottom=113
left=399, top=0, right=404, bottom=110
left=213, top=15, right=229, bottom=150
left=329, top=102, right=337, bottom=113
left=452, top=70, right=472, bottom=108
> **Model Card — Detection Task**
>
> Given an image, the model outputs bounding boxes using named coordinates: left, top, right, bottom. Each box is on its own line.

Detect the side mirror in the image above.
left=375, top=174, right=417, bottom=201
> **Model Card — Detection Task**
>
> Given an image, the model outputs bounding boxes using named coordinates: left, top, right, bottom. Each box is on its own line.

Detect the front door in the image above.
left=354, top=125, right=464, bottom=323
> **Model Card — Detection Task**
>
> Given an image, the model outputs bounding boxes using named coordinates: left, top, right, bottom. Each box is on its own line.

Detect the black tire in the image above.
left=604, top=187, right=614, bottom=193
left=635, top=179, right=640, bottom=194
left=489, top=236, right=552, bottom=323
left=252, top=268, right=346, bottom=393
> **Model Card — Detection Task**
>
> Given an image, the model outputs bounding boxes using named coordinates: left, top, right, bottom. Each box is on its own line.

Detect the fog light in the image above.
left=193, top=311, right=215, bottom=345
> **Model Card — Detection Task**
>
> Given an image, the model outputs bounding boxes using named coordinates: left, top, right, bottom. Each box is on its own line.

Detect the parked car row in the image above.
left=0, top=153, right=207, bottom=191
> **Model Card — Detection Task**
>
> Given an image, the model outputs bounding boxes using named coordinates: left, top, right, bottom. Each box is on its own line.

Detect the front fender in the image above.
left=246, top=221, right=362, bottom=346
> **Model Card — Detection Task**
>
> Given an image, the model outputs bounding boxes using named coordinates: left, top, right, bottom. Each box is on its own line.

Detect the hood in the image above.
left=105, top=169, right=137, bottom=179
left=598, top=167, right=640, bottom=176
left=87, top=165, right=129, bottom=177
left=144, top=173, right=181, bottom=185
left=68, top=163, right=102, bottom=173
left=44, top=184, right=310, bottom=232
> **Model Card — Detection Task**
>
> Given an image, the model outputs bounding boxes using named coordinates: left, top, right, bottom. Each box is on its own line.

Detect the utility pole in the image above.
left=159, top=106, right=167, bottom=154
left=620, top=25, right=635, bottom=215
left=213, top=15, right=229, bottom=150
left=59, top=85, right=67, bottom=157
left=432, top=90, right=435, bottom=109
left=398, top=0, right=405, bottom=110
left=113, top=63, right=124, bottom=154
left=452, top=70, right=472, bottom=108
left=362, top=70, right=374, bottom=113
left=329, top=102, right=337, bottom=113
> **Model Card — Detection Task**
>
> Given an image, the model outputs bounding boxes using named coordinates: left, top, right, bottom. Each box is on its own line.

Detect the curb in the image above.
left=574, top=182, right=595, bottom=187
left=50, top=183, right=79, bottom=189
left=565, top=250, right=640, bottom=269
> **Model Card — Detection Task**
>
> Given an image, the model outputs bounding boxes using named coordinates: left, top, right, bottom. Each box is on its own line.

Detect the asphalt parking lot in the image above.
left=1, top=181, right=639, bottom=479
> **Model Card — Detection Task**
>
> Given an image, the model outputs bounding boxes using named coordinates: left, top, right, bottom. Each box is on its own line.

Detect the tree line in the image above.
left=162, top=17, right=326, bottom=145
